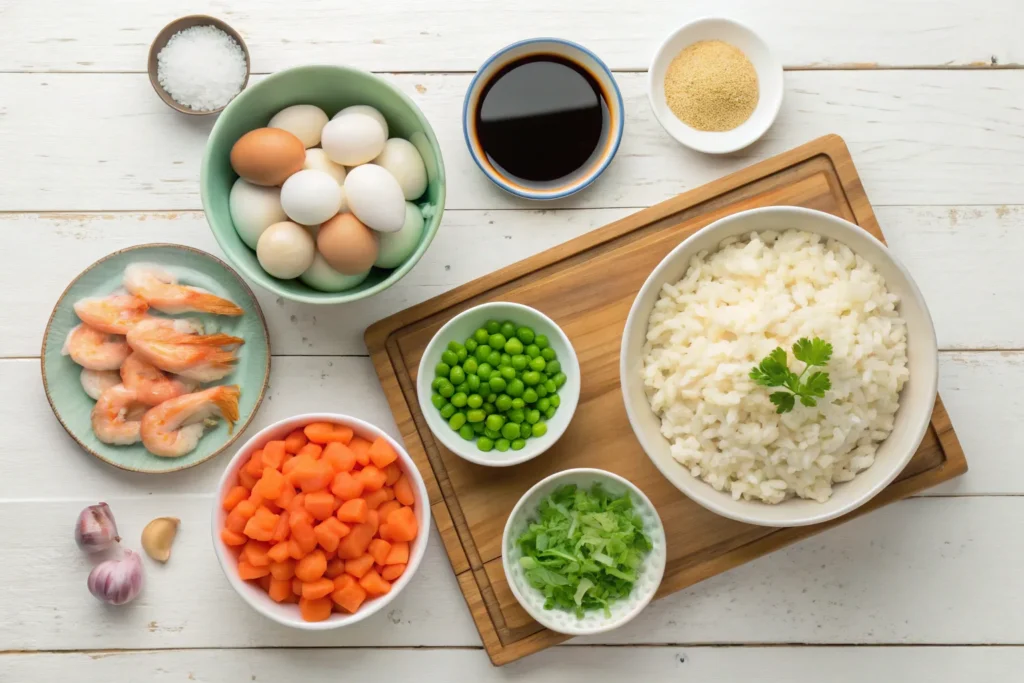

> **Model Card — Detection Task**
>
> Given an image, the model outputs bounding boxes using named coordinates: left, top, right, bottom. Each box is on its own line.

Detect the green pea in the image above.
left=511, top=398, right=525, bottom=410
left=537, top=397, right=550, bottom=412
left=441, top=350, right=457, bottom=366
left=477, top=437, right=494, bottom=452
left=495, top=438, right=511, bottom=452
left=526, top=344, right=541, bottom=358
left=478, top=382, right=492, bottom=397
left=516, top=327, right=535, bottom=344
left=526, top=409, right=540, bottom=424
left=484, top=396, right=497, bottom=408
left=435, top=362, right=451, bottom=377
left=462, top=357, right=479, bottom=374
left=465, top=338, right=478, bottom=353
left=488, top=333, right=506, bottom=350
left=495, top=395, right=513, bottom=412
left=535, top=384, right=548, bottom=398
left=450, top=392, right=468, bottom=408
left=511, top=354, right=528, bottom=371
left=449, top=366, right=466, bottom=385
left=500, top=353, right=512, bottom=367
left=475, top=345, right=491, bottom=362
left=438, top=381, right=455, bottom=398
left=466, top=409, right=486, bottom=423
left=549, top=394, right=560, bottom=408
left=499, top=366, right=516, bottom=381
left=431, top=393, right=446, bottom=409
left=485, top=393, right=497, bottom=404
left=449, top=412, right=467, bottom=430
left=440, top=403, right=456, bottom=419
left=447, top=340, right=463, bottom=353
left=511, top=439, right=526, bottom=451
left=523, top=388, right=538, bottom=404
left=544, top=379, right=557, bottom=394
left=473, top=328, right=489, bottom=344
left=485, top=320, right=501, bottom=335
left=431, top=377, right=445, bottom=391
left=545, top=406, right=557, bottom=420
left=485, top=414, right=505, bottom=431
left=507, top=409, right=525, bottom=425
left=501, top=422, right=521, bottom=440
left=454, top=382, right=469, bottom=394
left=477, top=363, right=493, bottom=380
left=535, top=335, right=549, bottom=349
left=522, top=371, right=541, bottom=386
left=467, top=393, right=483, bottom=409
left=544, top=360, right=561, bottom=375
left=519, top=422, right=533, bottom=439
left=488, top=376, right=506, bottom=392
left=531, top=422, right=548, bottom=438
left=504, top=337, right=524, bottom=355
left=553, top=372, right=567, bottom=388
left=483, top=428, right=501, bottom=440
left=487, top=351, right=502, bottom=367
left=500, top=322, right=517, bottom=339
left=456, top=348, right=468, bottom=362
left=506, top=379, right=524, bottom=397
left=541, top=347, right=556, bottom=362
left=529, top=356, right=546, bottom=372
left=459, top=425, right=475, bottom=440
left=466, top=374, right=481, bottom=391
left=472, top=422, right=486, bottom=434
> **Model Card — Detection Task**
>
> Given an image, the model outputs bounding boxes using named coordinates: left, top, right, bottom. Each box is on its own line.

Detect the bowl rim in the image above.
left=500, top=467, right=667, bottom=635
left=210, top=412, right=432, bottom=630
left=415, top=301, right=581, bottom=467
left=646, top=16, right=784, bottom=154
left=620, top=206, right=939, bottom=526
left=461, top=37, right=625, bottom=200
left=200, top=64, right=447, bottom=305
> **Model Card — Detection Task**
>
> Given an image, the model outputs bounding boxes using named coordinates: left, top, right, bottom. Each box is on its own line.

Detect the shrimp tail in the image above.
left=211, top=385, right=241, bottom=433
left=175, top=332, right=246, bottom=348
left=187, top=291, right=245, bottom=317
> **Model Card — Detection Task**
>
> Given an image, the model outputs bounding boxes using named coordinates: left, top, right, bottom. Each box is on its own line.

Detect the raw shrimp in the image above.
left=126, top=318, right=244, bottom=383
left=120, top=352, right=199, bottom=406
left=62, top=324, right=131, bottom=371
left=80, top=368, right=121, bottom=400
left=91, top=384, right=146, bottom=445
left=140, top=385, right=241, bottom=457
left=123, top=263, right=244, bottom=316
left=73, top=294, right=149, bottom=335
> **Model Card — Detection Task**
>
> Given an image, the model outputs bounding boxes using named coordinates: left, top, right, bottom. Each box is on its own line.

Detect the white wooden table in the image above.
left=3, top=1, right=1022, bottom=680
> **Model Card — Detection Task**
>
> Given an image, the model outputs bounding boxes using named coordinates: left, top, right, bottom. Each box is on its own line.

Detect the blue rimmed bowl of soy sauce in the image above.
left=463, top=38, right=625, bottom=200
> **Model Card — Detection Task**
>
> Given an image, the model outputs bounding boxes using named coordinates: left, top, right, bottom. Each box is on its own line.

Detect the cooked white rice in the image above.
left=641, top=230, right=909, bottom=504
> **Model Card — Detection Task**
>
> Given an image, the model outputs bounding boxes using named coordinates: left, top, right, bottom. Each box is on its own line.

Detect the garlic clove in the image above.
left=75, top=502, right=120, bottom=554
left=88, top=548, right=144, bottom=605
left=141, top=517, right=180, bottom=563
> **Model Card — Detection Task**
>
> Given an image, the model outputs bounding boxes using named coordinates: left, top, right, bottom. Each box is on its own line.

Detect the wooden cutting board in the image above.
left=364, top=134, right=968, bottom=666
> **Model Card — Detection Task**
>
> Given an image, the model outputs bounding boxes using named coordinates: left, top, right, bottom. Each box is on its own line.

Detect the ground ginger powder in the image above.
left=664, top=40, right=759, bottom=132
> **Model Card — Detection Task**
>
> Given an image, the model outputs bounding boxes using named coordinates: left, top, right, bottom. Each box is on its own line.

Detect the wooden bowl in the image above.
left=148, top=15, right=250, bottom=115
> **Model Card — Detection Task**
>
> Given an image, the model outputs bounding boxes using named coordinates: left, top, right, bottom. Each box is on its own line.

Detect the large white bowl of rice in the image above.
left=620, top=206, right=937, bottom=527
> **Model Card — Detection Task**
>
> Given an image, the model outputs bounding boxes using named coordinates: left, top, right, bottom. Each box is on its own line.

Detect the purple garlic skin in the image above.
left=75, top=502, right=120, bottom=554
left=87, top=549, right=144, bottom=605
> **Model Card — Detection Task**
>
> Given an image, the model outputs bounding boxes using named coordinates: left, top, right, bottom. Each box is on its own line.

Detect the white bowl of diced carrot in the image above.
left=212, top=413, right=430, bottom=629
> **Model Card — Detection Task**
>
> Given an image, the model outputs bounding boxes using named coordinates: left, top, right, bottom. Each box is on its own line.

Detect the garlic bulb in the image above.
left=87, top=549, right=144, bottom=605
left=75, top=503, right=120, bottom=554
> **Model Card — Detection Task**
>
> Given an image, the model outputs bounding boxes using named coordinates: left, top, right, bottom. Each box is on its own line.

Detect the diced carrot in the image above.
left=220, top=528, right=247, bottom=547
left=393, top=475, right=416, bottom=506
left=243, top=516, right=275, bottom=542
left=290, top=459, right=335, bottom=493
left=222, top=485, right=249, bottom=511
left=288, top=539, right=305, bottom=561
left=362, top=487, right=392, bottom=510
left=368, top=538, right=392, bottom=566
left=287, top=492, right=308, bottom=516
left=292, top=577, right=303, bottom=595
left=297, top=443, right=324, bottom=460
left=384, top=541, right=409, bottom=565
left=324, top=558, right=345, bottom=579
left=382, top=506, right=418, bottom=543
left=301, top=577, right=336, bottom=600
left=358, top=569, right=391, bottom=597
left=322, top=442, right=357, bottom=473
left=331, top=575, right=367, bottom=614
left=357, top=465, right=388, bottom=492
left=337, top=498, right=368, bottom=524
left=225, top=499, right=256, bottom=532
left=304, top=490, right=336, bottom=521
left=304, top=422, right=354, bottom=445
left=348, top=436, right=372, bottom=466
left=276, top=481, right=297, bottom=510
left=299, top=596, right=333, bottom=622
left=267, top=541, right=292, bottom=564
left=377, top=500, right=402, bottom=524
left=238, top=468, right=258, bottom=491
left=381, top=563, right=406, bottom=581
left=254, top=467, right=286, bottom=500
left=324, top=546, right=337, bottom=560
left=268, top=576, right=292, bottom=602
left=242, top=540, right=271, bottom=567
left=288, top=505, right=313, bottom=529
left=271, top=511, right=291, bottom=542
left=264, top=499, right=281, bottom=514
left=323, top=516, right=351, bottom=538
left=246, top=488, right=265, bottom=508
left=384, top=462, right=402, bottom=486
left=262, top=440, right=287, bottom=470
left=330, top=471, right=364, bottom=501
left=238, top=560, right=269, bottom=581
left=337, top=521, right=376, bottom=560
left=284, top=429, right=308, bottom=454
left=344, top=553, right=375, bottom=579
left=280, top=453, right=294, bottom=473
left=314, top=520, right=341, bottom=553
left=259, top=574, right=273, bottom=591
left=269, top=559, right=295, bottom=580
left=291, top=517, right=318, bottom=555
left=283, top=453, right=311, bottom=476
left=365, top=509, right=380, bottom=538
left=254, top=505, right=280, bottom=530
left=368, top=437, right=399, bottom=469
left=295, top=549, right=327, bottom=582
left=244, top=449, right=265, bottom=478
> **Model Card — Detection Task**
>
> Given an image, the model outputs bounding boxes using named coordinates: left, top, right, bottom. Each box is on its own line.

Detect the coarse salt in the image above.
left=157, top=25, right=247, bottom=112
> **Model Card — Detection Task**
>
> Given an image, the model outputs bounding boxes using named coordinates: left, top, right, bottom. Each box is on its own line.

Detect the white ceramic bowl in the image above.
left=648, top=17, right=784, bottom=154
left=621, top=206, right=938, bottom=527
left=502, top=468, right=666, bottom=635
left=211, top=413, right=431, bottom=630
left=416, top=302, right=580, bottom=467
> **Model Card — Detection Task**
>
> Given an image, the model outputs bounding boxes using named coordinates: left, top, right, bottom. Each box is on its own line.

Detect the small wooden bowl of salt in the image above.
left=148, top=15, right=250, bottom=116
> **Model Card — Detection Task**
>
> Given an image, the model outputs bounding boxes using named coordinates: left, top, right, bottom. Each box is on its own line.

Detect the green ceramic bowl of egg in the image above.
left=201, top=65, right=446, bottom=304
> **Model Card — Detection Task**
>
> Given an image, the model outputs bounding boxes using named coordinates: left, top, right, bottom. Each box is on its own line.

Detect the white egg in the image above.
left=321, top=113, right=386, bottom=166
left=256, top=221, right=316, bottom=279
left=332, top=104, right=388, bottom=138
left=344, top=164, right=406, bottom=233
left=303, top=148, right=347, bottom=185
left=375, top=202, right=425, bottom=268
left=268, top=104, right=329, bottom=148
left=229, top=178, right=288, bottom=249
left=300, top=252, right=371, bottom=292
left=373, top=138, right=428, bottom=201
left=280, top=169, right=344, bottom=226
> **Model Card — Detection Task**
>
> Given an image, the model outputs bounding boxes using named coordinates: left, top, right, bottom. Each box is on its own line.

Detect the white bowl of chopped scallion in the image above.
left=502, top=468, right=666, bottom=635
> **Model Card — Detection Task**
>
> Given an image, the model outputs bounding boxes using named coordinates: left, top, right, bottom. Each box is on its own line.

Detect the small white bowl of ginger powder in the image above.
left=648, top=18, right=783, bottom=154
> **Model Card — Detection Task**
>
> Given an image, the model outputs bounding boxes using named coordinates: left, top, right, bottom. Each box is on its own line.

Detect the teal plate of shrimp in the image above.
left=41, top=244, right=271, bottom=473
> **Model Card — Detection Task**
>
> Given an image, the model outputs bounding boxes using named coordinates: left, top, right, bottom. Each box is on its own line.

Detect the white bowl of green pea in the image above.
left=416, top=302, right=580, bottom=467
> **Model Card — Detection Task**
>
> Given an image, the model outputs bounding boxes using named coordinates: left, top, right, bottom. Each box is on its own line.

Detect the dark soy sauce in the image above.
left=475, top=54, right=608, bottom=183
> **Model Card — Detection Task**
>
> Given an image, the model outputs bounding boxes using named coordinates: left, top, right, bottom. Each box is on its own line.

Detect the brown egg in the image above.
left=317, top=213, right=379, bottom=275
left=230, top=128, right=306, bottom=186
